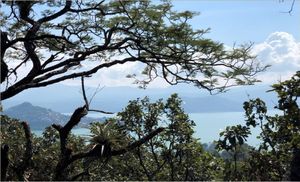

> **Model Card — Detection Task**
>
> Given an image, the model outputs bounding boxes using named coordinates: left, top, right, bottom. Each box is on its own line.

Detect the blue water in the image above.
left=33, top=110, right=281, bottom=147
left=33, top=128, right=91, bottom=137
left=190, top=112, right=258, bottom=146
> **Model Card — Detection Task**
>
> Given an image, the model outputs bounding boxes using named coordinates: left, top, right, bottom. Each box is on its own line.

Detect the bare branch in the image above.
left=81, top=76, right=114, bottom=114
left=288, top=0, right=296, bottom=14
left=88, top=109, right=113, bottom=115
left=81, top=76, right=90, bottom=109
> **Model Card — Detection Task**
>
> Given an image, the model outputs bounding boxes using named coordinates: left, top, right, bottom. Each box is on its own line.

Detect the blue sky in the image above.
left=2, top=1, right=299, bottom=143
left=172, top=0, right=300, bottom=44
left=71, top=0, right=299, bottom=88
left=2, top=1, right=300, bottom=88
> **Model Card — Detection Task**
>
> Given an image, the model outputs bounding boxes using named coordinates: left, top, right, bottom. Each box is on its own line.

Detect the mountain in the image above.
left=2, top=102, right=103, bottom=130
left=1, top=83, right=277, bottom=113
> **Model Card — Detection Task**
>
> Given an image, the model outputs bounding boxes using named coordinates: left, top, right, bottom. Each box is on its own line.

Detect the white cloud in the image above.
left=65, top=32, right=300, bottom=88
left=252, top=32, right=300, bottom=83
left=63, top=61, right=142, bottom=87
left=63, top=61, right=171, bottom=88
left=3, top=31, right=299, bottom=89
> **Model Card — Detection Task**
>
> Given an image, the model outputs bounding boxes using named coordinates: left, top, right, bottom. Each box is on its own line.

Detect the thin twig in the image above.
left=81, top=76, right=114, bottom=114
left=288, top=0, right=296, bottom=14
left=88, top=109, right=113, bottom=114
left=89, top=84, right=105, bottom=105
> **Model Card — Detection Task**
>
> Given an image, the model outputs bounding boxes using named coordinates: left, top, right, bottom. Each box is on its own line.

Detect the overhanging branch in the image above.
left=70, top=127, right=165, bottom=163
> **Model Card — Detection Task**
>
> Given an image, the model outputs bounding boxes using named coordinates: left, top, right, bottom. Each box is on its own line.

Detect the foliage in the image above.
left=0, top=115, right=85, bottom=180
left=1, top=72, right=299, bottom=180
left=223, top=71, right=300, bottom=180
left=1, top=0, right=266, bottom=100
left=114, top=94, right=222, bottom=181
left=89, top=119, right=128, bottom=150
left=0, top=94, right=222, bottom=180
left=217, top=125, right=250, bottom=151
left=216, top=125, right=251, bottom=180
left=77, top=94, right=222, bottom=180
left=1, top=115, right=29, bottom=180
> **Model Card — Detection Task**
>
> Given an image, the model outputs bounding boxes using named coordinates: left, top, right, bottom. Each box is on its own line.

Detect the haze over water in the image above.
left=32, top=110, right=281, bottom=147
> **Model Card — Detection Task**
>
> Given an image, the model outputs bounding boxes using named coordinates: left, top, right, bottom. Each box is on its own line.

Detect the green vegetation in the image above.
left=1, top=94, right=221, bottom=180
left=1, top=72, right=299, bottom=180
left=1, top=0, right=265, bottom=100
left=2, top=102, right=99, bottom=130
left=216, top=71, right=300, bottom=180
left=0, top=0, right=298, bottom=180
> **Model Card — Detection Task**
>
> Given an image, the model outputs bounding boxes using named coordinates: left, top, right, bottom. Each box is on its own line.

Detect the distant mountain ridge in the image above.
left=2, top=83, right=277, bottom=113
left=2, top=102, right=103, bottom=130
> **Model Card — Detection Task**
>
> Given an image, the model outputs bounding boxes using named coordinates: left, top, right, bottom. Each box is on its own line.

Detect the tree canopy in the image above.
left=3, top=1, right=298, bottom=181
left=215, top=71, right=300, bottom=180
left=1, top=72, right=299, bottom=180
left=0, top=94, right=221, bottom=181
left=1, top=0, right=266, bottom=100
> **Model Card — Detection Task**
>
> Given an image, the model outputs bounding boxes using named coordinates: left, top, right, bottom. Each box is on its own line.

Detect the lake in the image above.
left=33, top=110, right=281, bottom=147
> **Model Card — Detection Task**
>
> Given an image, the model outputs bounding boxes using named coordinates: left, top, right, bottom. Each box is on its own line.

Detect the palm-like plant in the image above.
left=89, top=119, right=128, bottom=158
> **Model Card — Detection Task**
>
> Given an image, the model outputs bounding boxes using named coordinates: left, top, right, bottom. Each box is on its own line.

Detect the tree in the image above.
left=234, top=71, right=300, bottom=180
left=0, top=115, right=87, bottom=181
left=83, top=94, right=223, bottom=181
left=0, top=115, right=34, bottom=181
left=0, top=77, right=165, bottom=181
left=216, top=125, right=251, bottom=180
left=1, top=0, right=266, bottom=100
left=114, top=94, right=221, bottom=181
left=0, top=94, right=222, bottom=180
left=212, top=72, right=300, bottom=181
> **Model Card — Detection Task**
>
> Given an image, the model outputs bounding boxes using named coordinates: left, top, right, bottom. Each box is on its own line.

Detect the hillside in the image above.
left=2, top=102, right=103, bottom=130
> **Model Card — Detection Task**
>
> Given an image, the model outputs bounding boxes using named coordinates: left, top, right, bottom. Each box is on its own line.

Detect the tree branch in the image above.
left=13, top=122, right=33, bottom=181
left=81, top=76, right=114, bottom=114
left=38, top=0, right=72, bottom=23
left=81, top=76, right=90, bottom=109
left=53, top=106, right=87, bottom=153
left=1, top=144, right=9, bottom=181
left=53, top=105, right=87, bottom=180
left=70, top=127, right=164, bottom=163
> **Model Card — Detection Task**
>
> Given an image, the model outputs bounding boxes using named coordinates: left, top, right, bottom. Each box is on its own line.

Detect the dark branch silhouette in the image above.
left=1, top=144, right=9, bottom=181
left=280, top=0, right=296, bottom=14
left=51, top=77, right=164, bottom=180
left=11, top=122, right=33, bottom=181
left=81, top=76, right=113, bottom=114
left=0, top=121, right=33, bottom=181
left=1, top=0, right=266, bottom=100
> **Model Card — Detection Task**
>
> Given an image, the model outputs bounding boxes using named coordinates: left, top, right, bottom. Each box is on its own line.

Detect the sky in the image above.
left=174, top=0, right=300, bottom=86
left=62, top=0, right=300, bottom=88
left=172, top=0, right=300, bottom=44
left=2, top=0, right=300, bottom=89
left=2, top=0, right=299, bottom=144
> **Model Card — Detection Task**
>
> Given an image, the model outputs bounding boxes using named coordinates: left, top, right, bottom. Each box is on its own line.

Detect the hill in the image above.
left=2, top=102, right=103, bottom=130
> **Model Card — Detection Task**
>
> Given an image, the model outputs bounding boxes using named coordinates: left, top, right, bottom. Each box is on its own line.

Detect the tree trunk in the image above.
left=290, top=148, right=300, bottom=180
left=1, top=144, right=9, bottom=181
